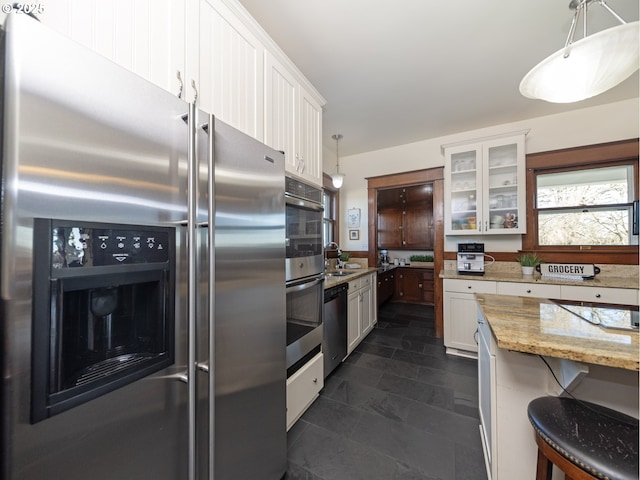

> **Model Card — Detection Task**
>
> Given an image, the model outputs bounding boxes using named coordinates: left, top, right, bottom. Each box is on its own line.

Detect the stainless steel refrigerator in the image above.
left=0, top=15, right=286, bottom=480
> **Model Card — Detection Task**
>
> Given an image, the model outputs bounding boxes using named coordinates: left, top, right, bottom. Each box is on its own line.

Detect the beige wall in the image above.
left=324, top=98, right=640, bottom=253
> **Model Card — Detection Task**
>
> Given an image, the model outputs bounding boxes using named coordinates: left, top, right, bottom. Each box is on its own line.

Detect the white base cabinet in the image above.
left=286, top=352, right=323, bottom=431
left=443, top=278, right=496, bottom=357
left=477, top=307, right=639, bottom=480
left=347, top=273, right=377, bottom=354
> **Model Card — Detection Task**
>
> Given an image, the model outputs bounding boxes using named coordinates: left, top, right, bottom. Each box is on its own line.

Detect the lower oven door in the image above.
left=286, top=275, right=324, bottom=374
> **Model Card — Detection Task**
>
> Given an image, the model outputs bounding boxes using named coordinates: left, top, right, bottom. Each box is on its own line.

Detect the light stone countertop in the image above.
left=476, top=293, right=639, bottom=371
left=323, top=267, right=378, bottom=289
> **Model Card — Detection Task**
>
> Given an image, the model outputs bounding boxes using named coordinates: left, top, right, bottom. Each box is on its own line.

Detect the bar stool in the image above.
left=527, top=396, right=639, bottom=480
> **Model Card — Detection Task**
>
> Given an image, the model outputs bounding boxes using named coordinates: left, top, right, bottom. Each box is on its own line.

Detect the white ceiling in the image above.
left=236, top=0, right=639, bottom=157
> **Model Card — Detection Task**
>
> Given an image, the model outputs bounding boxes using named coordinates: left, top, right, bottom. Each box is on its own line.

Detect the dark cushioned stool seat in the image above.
left=527, top=396, right=639, bottom=480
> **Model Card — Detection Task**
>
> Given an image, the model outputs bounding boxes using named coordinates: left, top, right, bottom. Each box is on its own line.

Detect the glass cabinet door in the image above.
left=446, top=146, right=482, bottom=234
left=483, top=136, right=526, bottom=234
left=445, top=133, right=526, bottom=235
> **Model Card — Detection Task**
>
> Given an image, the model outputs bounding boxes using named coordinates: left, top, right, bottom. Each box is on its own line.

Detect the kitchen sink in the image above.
left=326, top=271, right=356, bottom=277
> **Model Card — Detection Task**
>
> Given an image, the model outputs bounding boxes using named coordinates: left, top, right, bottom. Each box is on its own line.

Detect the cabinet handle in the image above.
left=176, top=70, right=184, bottom=99
left=474, top=329, right=479, bottom=344
left=467, top=285, right=472, bottom=289
left=312, top=377, right=318, bottom=384
left=191, top=79, right=198, bottom=105
left=526, top=289, right=531, bottom=293
left=595, top=293, right=601, bottom=298
left=419, top=283, right=423, bottom=288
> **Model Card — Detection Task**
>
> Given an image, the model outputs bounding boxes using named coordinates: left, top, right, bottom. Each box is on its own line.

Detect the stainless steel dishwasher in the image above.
left=323, top=283, right=348, bottom=378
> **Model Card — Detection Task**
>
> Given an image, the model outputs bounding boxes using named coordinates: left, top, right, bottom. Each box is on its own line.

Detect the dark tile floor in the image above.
left=286, top=302, right=488, bottom=480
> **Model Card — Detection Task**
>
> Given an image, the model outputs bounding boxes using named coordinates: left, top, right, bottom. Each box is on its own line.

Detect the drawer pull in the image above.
left=467, top=285, right=472, bottom=289
left=526, top=289, right=531, bottom=293
left=312, top=377, right=318, bottom=384
left=595, top=293, right=601, bottom=298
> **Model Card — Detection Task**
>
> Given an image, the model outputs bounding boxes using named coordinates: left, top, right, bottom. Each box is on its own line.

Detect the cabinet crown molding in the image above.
left=440, top=129, right=530, bottom=156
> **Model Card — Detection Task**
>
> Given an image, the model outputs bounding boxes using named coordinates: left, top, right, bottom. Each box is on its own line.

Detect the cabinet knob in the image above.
left=526, top=289, right=531, bottom=293
left=467, top=285, right=472, bottom=289
left=419, top=283, right=423, bottom=288
left=595, top=293, right=601, bottom=298
left=312, top=377, right=318, bottom=383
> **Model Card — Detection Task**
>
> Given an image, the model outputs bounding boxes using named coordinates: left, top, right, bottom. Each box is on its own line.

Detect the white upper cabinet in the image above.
left=29, top=0, right=322, bottom=158
left=39, top=0, right=186, bottom=98
left=195, top=0, right=263, bottom=140
left=265, top=51, right=323, bottom=186
left=444, top=133, right=526, bottom=235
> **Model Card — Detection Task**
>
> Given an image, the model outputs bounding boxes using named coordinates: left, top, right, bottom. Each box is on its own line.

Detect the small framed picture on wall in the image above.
left=349, top=229, right=359, bottom=240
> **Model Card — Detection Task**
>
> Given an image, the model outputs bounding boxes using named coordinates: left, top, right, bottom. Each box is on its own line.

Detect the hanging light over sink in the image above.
left=331, top=134, right=345, bottom=189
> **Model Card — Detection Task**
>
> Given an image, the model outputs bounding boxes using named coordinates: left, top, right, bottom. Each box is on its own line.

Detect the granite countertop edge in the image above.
left=476, top=293, right=639, bottom=371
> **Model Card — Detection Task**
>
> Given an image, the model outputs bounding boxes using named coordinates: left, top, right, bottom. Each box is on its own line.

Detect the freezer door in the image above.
left=1, top=16, right=189, bottom=480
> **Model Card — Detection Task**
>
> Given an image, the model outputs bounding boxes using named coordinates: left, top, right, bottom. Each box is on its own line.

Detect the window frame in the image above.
left=322, top=174, right=339, bottom=247
left=522, top=139, right=639, bottom=265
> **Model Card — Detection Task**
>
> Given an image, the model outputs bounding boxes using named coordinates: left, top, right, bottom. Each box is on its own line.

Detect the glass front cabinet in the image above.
left=444, top=133, right=526, bottom=235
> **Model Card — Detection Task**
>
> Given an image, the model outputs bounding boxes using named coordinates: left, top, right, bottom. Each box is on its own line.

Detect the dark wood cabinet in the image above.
left=394, top=267, right=434, bottom=305
left=376, top=185, right=434, bottom=249
left=377, top=269, right=396, bottom=307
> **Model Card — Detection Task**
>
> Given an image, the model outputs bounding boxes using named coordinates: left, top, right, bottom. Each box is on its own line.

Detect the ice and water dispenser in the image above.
left=31, top=219, right=175, bottom=422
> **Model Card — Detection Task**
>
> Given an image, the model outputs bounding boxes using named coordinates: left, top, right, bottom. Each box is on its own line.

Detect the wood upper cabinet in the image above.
left=377, top=185, right=434, bottom=249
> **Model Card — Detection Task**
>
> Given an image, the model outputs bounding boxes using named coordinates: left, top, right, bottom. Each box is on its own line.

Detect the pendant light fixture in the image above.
left=331, top=134, right=345, bottom=189
left=519, top=0, right=639, bottom=103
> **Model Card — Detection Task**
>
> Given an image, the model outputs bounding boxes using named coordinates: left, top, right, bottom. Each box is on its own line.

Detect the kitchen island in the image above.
left=475, top=293, right=639, bottom=480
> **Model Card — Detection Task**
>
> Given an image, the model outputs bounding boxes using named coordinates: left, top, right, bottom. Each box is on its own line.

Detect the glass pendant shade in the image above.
left=331, top=172, right=344, bottom=189
left=520, top=21, right=639, bottom=103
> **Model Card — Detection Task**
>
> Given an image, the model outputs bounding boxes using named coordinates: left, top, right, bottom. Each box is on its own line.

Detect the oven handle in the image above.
left=285, top=194, right=324, bottom=212
left=286, top=276, right=324, bottom=293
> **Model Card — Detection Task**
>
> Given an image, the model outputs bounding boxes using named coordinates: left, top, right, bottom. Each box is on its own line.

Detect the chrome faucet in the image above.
left=327, top=242, right=345, bottom=269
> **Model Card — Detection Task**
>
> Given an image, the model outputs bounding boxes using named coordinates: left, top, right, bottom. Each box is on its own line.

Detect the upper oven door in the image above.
left=285, top=195, right=324, bottom=280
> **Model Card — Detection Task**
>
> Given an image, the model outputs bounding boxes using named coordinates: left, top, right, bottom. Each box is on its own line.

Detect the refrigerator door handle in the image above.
left=197, top=362, right=209, bottom=373
left=207, top=112, right=216, bottom=480
left=186, top=102, right=198, bottom=480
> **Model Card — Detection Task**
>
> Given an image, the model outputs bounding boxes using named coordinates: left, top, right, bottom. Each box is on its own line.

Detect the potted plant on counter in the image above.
left=516, top=252, right=542, bottom=275
left=409, top=254, right=434, bottom=267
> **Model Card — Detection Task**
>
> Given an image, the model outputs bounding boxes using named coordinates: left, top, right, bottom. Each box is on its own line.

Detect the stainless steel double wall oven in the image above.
left=285, top=176, right=324, bottom=375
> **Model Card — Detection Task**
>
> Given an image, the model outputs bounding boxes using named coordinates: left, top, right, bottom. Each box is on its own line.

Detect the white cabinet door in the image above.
left=444, top=291, right=479, bottom=355
left=40, top=0, right=186, bottom=98
left=360, top=284, right=373, bottom=337
left=265, top=52, right=323, bottom=186
left=445, top=133, right=526, bottom=235
left=347, top=289, right=361, bottom=354
left=297, top=88, right=323, bottom=186
left=443, top=279, right=496, bottom=357
left=197, top=0, right=263, bottom=140
left=264, top=51, right=297, bottom=173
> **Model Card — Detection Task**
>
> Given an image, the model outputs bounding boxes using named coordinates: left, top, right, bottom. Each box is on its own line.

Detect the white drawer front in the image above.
left=359, top=273, right=373, bottom=288
left=286, top=352, right=324, bottom=429
left=497, top=282, right=561, bottom=298
left=349, top=277, right=362, bottom=291
left=561, top=285, right=639, bottom=306
left=445, top=278, right=497, bottom=294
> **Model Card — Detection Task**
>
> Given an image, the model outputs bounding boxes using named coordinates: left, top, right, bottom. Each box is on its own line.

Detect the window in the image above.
left=536, top=165, right=637, bottom=246
left=522, top=139, right=639, bottom=265
left=322, top=174, right=339, bottom=247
